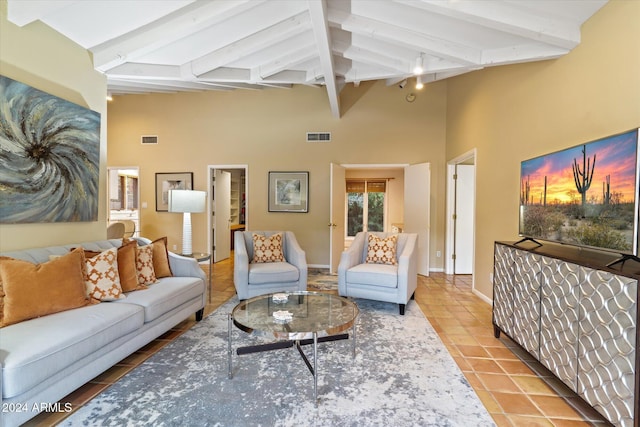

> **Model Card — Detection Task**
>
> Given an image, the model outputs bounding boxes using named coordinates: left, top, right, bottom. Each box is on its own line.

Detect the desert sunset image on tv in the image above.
left=519, top=128, right=639, bottom=254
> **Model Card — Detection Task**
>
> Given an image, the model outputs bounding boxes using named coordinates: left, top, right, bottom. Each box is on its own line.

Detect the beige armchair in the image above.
left=338, top=232, right=418, bottom=315
left=106, top=222, right=125, bottom=239
left=233, top=231, right=307, bottom=300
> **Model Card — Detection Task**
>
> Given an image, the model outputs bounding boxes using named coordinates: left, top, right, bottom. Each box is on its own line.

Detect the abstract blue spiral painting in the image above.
left=0, top=76, right=101, bottom=223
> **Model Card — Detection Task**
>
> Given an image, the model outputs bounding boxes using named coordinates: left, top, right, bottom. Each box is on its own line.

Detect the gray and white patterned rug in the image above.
left=307, top=269, right=338, bottom=291
left=61, top=297, right=495, bottom=427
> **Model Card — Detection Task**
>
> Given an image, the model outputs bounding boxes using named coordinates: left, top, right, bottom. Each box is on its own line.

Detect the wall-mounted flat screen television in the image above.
left=519, top=128, right=640, bottom=256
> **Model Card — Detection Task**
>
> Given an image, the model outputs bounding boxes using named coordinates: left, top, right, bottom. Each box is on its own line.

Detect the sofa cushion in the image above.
left=0, top=302, right=144, bottom=399
left=249, top=262, right=299, bottom=284
left=252, top=232, right=285, bottom=263
left=366, top=234, right=398, bottom=265
left=346, top=263, right=399, bottom=288
left=115, top=277, right=204, bottom=323
left=0, top=247, right=92, bottom=327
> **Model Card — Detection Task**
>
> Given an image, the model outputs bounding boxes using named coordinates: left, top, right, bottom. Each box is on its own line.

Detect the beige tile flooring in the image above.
left=28, top=259, right=608, bottom=426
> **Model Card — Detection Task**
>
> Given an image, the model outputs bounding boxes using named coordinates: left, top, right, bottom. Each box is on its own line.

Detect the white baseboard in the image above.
left=472, top=288, right=492, bottom=305
left=308, top=264, right=330, bottom=270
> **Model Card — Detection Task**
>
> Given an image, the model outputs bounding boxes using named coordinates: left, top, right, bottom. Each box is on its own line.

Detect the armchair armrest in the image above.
left=234, top=231, right=249, bottom=288
left=283, top=231, right=307, bottom=285
left=283, top=232, right=306, bottom=269
left=396, top=234, right=418, bottom=299
left=338, top=232, right=366, bottom=289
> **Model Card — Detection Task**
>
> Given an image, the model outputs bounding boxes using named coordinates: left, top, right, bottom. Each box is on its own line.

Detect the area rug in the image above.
left=61, top=297, right=495, bottom=427
left=307, top=268, right=338, bottom=291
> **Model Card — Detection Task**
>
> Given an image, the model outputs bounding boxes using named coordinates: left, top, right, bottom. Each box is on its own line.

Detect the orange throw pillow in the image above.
left=0, top=247, right=91, bottom=327
left=151, top=237, right=173, bottom=278
left=116, top=240, right=142, bottom=292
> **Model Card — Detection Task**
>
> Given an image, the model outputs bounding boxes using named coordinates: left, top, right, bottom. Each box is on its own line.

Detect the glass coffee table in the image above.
left=228, top=291, right=359, bottom=405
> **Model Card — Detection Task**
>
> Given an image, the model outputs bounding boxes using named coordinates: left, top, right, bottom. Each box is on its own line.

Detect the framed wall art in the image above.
left=0, top=75, right=101, bottom=223
left=268, top=171, right=309, bottom=213
left=155, top=172, right=193, bottom=211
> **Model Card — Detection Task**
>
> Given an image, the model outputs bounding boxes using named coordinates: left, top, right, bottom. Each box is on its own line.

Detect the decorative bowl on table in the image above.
left=273, top=310, right=293, bottom=323
left=272, top=293, right=289, bottom=304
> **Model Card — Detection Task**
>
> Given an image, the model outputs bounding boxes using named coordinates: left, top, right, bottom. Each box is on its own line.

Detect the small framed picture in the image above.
left=155, top=172, right=193, bottom=211
left=268, top=171, right=309, bottom=213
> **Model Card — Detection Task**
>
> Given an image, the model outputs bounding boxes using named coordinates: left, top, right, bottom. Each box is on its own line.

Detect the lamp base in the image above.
left=182, top=212, right=193, bottom=256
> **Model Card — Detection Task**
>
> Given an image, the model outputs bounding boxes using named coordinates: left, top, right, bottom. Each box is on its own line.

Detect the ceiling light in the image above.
left=106, top=92, right=113, bottom=101
left=413, top=54, right=424, bottom=75
left=415, top=76, right=424, bottom=90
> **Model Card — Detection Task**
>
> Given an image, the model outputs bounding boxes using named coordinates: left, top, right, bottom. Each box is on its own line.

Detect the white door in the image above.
left=329, top=163, right=346, bottom=273
left=213, top=170, right=231, bottom=262
left=454, top=164, right=475, bottom=274
left=404, top=163, right=430, bottom=276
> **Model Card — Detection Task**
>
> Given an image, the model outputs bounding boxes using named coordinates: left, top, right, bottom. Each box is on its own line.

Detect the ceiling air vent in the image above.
left=141, top=135, right=158, bottom=145
left=306, top=132, right=331, bottom=142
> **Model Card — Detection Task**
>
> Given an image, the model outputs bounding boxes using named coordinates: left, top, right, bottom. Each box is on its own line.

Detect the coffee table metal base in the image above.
left=227, top=314, right=356, bottom=406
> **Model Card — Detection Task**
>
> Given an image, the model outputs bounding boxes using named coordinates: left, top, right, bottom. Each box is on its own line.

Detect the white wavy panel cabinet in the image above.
left=539, top=257, right=581, bottom=390
left=493, top=242, right=638, bottom=427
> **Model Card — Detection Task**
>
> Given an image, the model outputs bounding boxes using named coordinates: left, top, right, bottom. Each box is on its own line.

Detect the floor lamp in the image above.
left=168, top=189, right=206, bottom=256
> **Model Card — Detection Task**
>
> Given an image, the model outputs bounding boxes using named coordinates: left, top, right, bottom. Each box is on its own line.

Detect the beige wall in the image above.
left=107, top=80, right=448, bottom=268
left=0, top=3, right=108, bottom=252
left=446, top=0, right=640, bottom=299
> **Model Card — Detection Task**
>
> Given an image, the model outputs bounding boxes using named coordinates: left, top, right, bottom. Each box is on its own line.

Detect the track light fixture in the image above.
left=415, top=75, right=424, bottom=90
left=413, top=54, right=424, bottom=75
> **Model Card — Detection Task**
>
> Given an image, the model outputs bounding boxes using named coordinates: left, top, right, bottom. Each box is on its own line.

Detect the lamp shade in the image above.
left=168, top=190, right=206, bottom=213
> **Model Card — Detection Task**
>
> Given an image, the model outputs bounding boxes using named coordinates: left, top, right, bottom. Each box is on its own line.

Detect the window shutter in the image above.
left=367, top=181, right=386, bottom=193
left=346, top=181, right=366, bottom=193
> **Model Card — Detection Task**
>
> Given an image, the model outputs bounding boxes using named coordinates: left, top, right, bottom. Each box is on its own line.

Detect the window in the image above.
left=346, top=180, right=386, bottom=236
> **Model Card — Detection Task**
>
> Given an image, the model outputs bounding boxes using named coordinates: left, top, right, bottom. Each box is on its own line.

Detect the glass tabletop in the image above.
left=231, top=291, right=359, bottom=340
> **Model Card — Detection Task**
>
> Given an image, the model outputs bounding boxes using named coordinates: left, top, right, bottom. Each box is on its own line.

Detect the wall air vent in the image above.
left=306, top=132, right=331, bottom=142
left=141, top=135, right=158, bottom=145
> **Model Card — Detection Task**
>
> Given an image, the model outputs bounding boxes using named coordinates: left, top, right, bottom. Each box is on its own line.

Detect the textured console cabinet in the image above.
left=493, top=242, right=638, bottom=427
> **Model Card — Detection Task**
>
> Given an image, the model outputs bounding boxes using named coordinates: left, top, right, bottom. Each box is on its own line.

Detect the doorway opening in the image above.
left=107, top=167, right=140, bottom=238
left=208, top=165, right=248, bottom=263
left=445, top=149, right=476, bottom=278
left=330, top=163, right=431, bottom=276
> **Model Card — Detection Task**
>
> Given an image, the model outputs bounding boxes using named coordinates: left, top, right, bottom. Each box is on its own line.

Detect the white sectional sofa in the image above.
left=0, top=237, right=206, bottom=427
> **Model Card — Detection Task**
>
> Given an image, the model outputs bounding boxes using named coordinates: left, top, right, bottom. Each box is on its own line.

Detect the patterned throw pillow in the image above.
left=252, top=233, right=285, bottom=263
left=82, top=240, right=140, bottom=292
left=366, top=234, right=398, bottom=265
left=136, top=244, right=157, bottom=286
left=85, top=247, right=125, bottom=302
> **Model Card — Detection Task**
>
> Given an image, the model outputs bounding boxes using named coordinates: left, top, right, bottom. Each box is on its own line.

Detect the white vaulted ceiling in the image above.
left=7, top=0, right=607, bottom=117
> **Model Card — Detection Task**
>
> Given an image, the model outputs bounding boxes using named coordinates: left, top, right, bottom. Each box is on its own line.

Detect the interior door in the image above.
left=213, top=170, right=231, bottom=262
left=404, top=162, right=430, bottom=276
left=454, top=164, right=475, bottom=274
left=329, top=163, right=346, bottom=273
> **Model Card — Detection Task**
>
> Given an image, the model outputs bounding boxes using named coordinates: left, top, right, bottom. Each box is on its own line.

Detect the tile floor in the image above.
left=27, top=259, right=608, bottom=426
